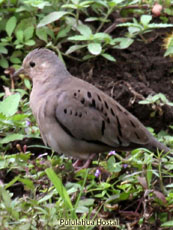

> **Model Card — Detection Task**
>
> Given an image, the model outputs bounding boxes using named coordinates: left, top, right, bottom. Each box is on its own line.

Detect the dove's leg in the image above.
left=73, top=153, right=96, bottom=171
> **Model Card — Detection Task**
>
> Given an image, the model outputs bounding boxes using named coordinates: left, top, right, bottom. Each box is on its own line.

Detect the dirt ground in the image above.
left=67, top=28, right=173, bottom=133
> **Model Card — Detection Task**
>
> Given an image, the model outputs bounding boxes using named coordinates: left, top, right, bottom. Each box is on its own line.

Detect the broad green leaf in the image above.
left=57, top=25, right=71, bottom=39
left=88, top=43, right=102, bottom=55
left=94, top=32, right=111, bottom=40
left=24, top=78, right=31, bottom=89
left=36, top=27, right=48, bottom=42
left=62, top=4, right=78, bottom=9
left=0, top=45, right=8, bottom=54
left=161, top=221, right=173, bottom=227
left=24, top=26, right=34, bottom=41
left=0, top=133, right=25, bottom=144
left=164, top=47, right=173, bottom=57
left=23, top=0, right=50, bottom=9
left=10, top=57, right=21, bottom=64
left=78, top=198, right=94, bottom=206
left=140, top=15, right=152, bottom=26
left=16, top=17, right=36, bottom=32
left=16, top=30, right=24, bottom=43
left=77, top=24, right=92, bottom=36
left=65, top=44, right=86, bottom=55
left=37, top=11, right=68, bottom=28
left=24, top=40, right=35, bottom=46
left=18, top=178, right=34, bottom=190
left=75, top=206, right=89, bottom=213
left=107, top=156, right=122, bottom=173
left=0, top=93, right=21, bottom=116
left=80, top=0, right=93, bottom=7
left=5, top=16, right=17, bottom=37
left=101, top=53, right=116, bottom=62
left=0, top=58, right=8, bottom=68
left=113, top=38, right=134, bottom=49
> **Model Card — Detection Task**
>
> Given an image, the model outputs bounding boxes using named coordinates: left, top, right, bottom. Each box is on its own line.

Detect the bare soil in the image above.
left=68, top=29, right=173, bottom=133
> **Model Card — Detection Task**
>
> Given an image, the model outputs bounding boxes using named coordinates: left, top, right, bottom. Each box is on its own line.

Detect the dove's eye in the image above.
left=29, top=61, right=35, bottom=67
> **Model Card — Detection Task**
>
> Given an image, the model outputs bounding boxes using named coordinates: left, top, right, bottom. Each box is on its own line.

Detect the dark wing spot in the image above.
left=97, top=94, right=102, bottom=101
left=124, top=111, right=128, bottom=116
left=87, top=91, right=92, bottom=98
left=91, top=99, right=96, bottom=108
left=117, top=105, right=122, bottom=112
left=81, top=98, right=85, bottom=104
left=135, top=131, right=140, bottom=140
left=116, top=115, right=122, bottom=137
left=117, top=136, right=122, bottom=145
left=74, top=92, right=77, bottom=97
left=64, top=108, right=67, bottom=114
left=70, top=110, right=72, bottom=115
left=78, top=90, right=80, bottom=93
left=104, top=101, right=109, bottom=109
left=107, top=117, right=110, bottom=123
left=110, top=108, right=115, bottom=116
left=104, top=112, right=107, bottom=117
left=79, top=113, right=82, bottom=118
left=75, top=112, right=78, bottom=116
left=100, top=106, right=103, bottom=112
left=130, top=120, right=136, bottom=128
left=101, top=120, right=105, bottom=135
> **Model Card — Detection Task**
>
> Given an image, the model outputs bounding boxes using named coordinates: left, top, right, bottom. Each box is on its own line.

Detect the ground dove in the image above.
left=13, top=48, right=171, bottom=161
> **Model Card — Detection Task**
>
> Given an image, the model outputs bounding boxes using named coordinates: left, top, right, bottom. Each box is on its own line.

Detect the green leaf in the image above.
left=0, top=93, right=21, bottom=116
left=18, top=178, right=34, bottom=190
left=0, top=58, right=8, bottom=68
left=57, top=25, right=71, bottom=39
left=37, top=11, right=68, bottom=28
left=65, top=44, right=86, bottom=55
left=10, top=57, right=21, bottom=64
left=140, top=15, right=152, bottom=26
left=164, top=47, right=173, bottom=57
left=107, top=156, right=122, bottom=173
left=45, top=168, right=73, bottom=210
left=77, top=24, right=92, bottom=36
left=5, top=16, right=17, bottom=37
left=0, top=45, right=8, bottom=54
left=24, top=26, right=34, bottom=41
left=36, top=27, right=48, bottom=42
left=113, top=38, right=134, bottom=49
left=93, top=32, right=111, bottom=40
left=161, top=221, right=173, bottom=227
left=24, top=40, right=35, bottom=46
left=16, top=17, right=36, bottom=32
left=16, top=30, right=24, bottom=43
left=88, top=43, right=102, bottom=55
left=101, top=53, right=116, bottom=62
left=68, top=35, right=89, bottom=41
left=62, top=3, right=78, bottom=9
left=0, top=133, right=25, bottom=144
left=24, top=78, right=31, bottom=89
left=148, top=23, right=173, bottom=29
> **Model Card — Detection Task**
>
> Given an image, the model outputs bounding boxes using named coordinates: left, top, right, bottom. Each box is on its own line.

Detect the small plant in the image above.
left=139, top=93, right=173, bottom=117
left=118, top=14, right=173, bottom=43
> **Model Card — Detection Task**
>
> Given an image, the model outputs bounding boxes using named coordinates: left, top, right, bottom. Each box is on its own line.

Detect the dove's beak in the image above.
left=12, top=67, right=25, bottom=78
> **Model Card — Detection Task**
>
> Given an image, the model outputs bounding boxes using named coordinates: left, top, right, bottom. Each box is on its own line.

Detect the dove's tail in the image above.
left=148, top=136, right=172, bottom=155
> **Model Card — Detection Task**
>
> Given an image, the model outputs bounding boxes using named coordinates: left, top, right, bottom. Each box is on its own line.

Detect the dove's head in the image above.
left=13, top=48, right=70, bottom=83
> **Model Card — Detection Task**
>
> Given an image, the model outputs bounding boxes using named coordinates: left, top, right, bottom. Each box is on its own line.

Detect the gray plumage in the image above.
left=13, top=48, right=171, bottom=159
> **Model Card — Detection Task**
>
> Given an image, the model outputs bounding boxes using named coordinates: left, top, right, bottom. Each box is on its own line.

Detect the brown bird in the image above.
left=13, top=48, right=171, bottom=167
